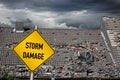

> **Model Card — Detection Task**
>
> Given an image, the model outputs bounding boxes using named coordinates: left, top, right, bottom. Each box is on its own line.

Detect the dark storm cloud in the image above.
left=0, top=0, right=120, bottom=14
left=0, top=0, right=120, bottom=29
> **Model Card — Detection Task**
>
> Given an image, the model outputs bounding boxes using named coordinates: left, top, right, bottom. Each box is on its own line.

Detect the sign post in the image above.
left=13, top=25, right=55, bottom=80
left=30, top=72, right=34, bottom=80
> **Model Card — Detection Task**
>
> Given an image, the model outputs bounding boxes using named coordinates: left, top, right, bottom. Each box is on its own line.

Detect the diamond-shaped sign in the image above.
left=13, top=30, right=55, bottom=72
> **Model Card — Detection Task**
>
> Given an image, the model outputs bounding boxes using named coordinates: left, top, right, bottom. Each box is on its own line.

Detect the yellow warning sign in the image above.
left=13, top=30, right=55, bottom=72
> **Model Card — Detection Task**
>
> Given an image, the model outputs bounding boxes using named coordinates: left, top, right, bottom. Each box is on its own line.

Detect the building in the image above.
left=0, top=18, right=119, bottom=78
left=101, top=16, right=120, bottom=72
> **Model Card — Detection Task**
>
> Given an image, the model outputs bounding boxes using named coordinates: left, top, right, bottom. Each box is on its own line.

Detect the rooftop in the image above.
left=0, top=16, right=120, bottom=78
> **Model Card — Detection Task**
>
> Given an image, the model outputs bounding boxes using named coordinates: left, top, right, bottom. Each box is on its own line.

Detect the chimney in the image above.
left=15, top=22, right=24, bottom=33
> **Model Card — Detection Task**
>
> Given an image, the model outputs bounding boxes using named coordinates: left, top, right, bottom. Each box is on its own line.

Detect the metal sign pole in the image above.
left=30, top=72, right=34, bottom=80
left=30, top=25, right=37, bottom=80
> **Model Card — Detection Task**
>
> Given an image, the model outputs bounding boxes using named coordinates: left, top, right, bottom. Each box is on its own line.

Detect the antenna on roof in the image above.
left=34, top=25, right=38, bottom=30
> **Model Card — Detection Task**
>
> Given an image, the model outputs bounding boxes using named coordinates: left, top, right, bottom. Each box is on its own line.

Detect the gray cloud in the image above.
left=1, top=0, right=120, bottom=13
left=0, top=0, right=119, bottom=29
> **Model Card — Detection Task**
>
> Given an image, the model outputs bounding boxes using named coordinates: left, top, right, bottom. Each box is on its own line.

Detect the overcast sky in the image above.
left=0, top=0, right=120, bottom=29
